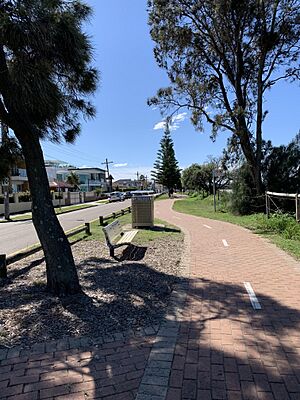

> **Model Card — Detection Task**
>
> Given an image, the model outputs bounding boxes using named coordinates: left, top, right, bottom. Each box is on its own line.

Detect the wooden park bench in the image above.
left=103, top=220, right=138, bottom=257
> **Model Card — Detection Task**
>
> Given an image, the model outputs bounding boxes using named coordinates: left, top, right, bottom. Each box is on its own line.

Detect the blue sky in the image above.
left=42, top=0, right=300, bottom=180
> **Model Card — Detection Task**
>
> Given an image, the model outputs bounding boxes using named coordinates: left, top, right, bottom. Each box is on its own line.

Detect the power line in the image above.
left=42, top=142, right=104, bottom=164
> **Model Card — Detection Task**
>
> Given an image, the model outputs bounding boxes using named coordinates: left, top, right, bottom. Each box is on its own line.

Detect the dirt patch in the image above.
left=0, top=236, right=183, bottom=348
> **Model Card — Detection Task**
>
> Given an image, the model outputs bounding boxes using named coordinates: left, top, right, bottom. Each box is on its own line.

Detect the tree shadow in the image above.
left=1, top=250, right=300, bottom=399
left=0, top=256, right=45, bottom=288
left=0, top=255, right=178, bottom=347
left=15, top=275, right=300, bottom=399
left=141, top=226, right=181, bottom=233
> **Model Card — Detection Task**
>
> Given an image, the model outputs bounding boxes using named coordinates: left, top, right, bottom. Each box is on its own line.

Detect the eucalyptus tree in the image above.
left=0, top=1, right=98, bottom=295
left=148, top=0, right=300, bottom=194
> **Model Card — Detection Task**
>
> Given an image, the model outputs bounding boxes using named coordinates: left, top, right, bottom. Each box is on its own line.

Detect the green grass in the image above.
left=173, top=195, right=300, bottom=260
left=71, top=213, right=182, bottom=245
left=155, top=194, right=169, bottom=201
left=7, top=203, right=97, bottom=221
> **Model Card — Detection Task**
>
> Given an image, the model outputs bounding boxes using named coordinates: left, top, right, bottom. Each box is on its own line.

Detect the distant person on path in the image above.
left=168, top=188, right=174, bottom=198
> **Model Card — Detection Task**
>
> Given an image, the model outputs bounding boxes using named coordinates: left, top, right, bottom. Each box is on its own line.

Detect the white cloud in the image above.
left=173, top=113, right=187, bottom=123
left=113, top=163, right=128, bottom=168
left=153, top=112, right=187, bottom=131
left=153, top=121, right=167, bottom=130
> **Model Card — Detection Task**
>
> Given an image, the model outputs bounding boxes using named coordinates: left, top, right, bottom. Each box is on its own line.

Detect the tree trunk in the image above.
left=15, top=130, right=81, bottom=296
left=238, top=122, right=263, bottom=196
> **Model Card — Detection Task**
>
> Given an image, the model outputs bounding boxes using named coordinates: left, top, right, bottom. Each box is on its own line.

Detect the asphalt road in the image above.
left=0, top=199, right=131, bottom=255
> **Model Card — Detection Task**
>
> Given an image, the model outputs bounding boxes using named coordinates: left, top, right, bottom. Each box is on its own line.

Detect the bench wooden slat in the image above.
left=117, top=230, right=138, bottom=244
left=103, top=220, right=138, bottom=257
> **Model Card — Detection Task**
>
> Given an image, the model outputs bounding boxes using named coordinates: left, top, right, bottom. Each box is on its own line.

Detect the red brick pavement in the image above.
left=1, top=199, right=300, bottom=400
left=156, top=199, right=300, bottom=400
left=0, top=332, right=156, bottom=400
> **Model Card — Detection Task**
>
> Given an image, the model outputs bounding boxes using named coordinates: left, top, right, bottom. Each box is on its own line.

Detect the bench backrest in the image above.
left=103, top=220, right=122, bottom=245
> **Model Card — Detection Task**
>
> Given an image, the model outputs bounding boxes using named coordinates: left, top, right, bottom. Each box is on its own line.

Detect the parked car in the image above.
left=108, top=192, right=122, bottom=202
left=131, top=190, right=154, bottom=196
left=121, top=192, right=132, bottom=200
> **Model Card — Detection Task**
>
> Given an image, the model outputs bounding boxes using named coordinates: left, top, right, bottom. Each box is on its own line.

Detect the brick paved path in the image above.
left=1, top=199, right=300, bottom=400
left=155, top=200, right=300, bottom=400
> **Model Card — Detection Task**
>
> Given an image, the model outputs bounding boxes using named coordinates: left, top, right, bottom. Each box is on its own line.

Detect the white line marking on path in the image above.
left=173, top=216, right=181, bottom=220
left=244, top=282, right=262, bottom=310
left=222, top=239, right=229, bottom=247
left=203, top=224, right=212, bottom=229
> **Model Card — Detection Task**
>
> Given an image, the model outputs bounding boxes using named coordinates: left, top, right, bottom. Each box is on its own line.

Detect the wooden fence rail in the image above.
left=265, top=191, right=300, bottom=221
left=99, top=206, right=131, bottom=226
left=0, top=207, right=132, bottom=280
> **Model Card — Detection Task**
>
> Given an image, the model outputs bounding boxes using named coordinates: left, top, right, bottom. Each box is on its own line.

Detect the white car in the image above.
left=108, top=192, right=122, bottom=202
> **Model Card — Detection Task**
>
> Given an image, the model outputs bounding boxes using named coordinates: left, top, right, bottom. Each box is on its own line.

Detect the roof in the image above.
left=71, top=167, right=106, bottom=173
left=49, top=181, right=74, bottom=188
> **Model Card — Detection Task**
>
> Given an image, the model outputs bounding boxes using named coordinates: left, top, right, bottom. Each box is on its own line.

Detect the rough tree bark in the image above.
left=15, top=129, right=81, bottom=296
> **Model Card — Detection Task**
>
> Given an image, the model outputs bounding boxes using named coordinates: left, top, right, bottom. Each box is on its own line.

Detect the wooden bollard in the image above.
left=112, top=212, right=116, bottom=219
left=121, top=209, right=125, bottom=216
left=0, top=255, right=7, bottom=279
left=99, top=216, right=104, bottom=226
left=85, top=222, right=91, bottom=235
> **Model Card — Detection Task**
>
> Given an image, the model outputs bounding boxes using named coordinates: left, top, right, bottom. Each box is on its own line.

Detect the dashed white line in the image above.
left=222, top=239, right=229, bottom=247
left=244, top=282, right=262, bottom=310
left=203, top=224, right=212, bottom=229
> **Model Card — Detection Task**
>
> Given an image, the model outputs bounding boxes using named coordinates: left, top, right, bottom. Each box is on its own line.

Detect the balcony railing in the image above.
left=11, top=168, right=27, bottom=178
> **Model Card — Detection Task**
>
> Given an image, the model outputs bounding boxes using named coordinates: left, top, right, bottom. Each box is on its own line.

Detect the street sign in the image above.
left=1, top=177, right=9, bottom=186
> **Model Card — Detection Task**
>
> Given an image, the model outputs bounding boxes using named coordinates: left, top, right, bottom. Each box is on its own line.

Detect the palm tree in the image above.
left=66, top=172, right=80, bottom=191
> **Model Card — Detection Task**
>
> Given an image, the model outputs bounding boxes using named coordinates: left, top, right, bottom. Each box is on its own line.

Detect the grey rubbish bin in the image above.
left=131, top=195, right=154, bottom=228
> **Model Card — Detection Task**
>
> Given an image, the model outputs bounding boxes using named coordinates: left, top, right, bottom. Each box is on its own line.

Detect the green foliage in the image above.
left=256, top=214, right=300, bottom=241
left=148, top=0, right=300, bottom=192
left=152, top=124, right=181, bottom=190
left=230, top=164, right=263, bottom=215
left=18, top=191, right=32, bottom=202
left=0, top=127, right=22, bottom=181
left=263, top=134, right=300, bottom=193
left=0, top=0, right=98, bottom=141
left=182, top=160, right=228, bottom=194
left=66, top=171, right=80, bottom=189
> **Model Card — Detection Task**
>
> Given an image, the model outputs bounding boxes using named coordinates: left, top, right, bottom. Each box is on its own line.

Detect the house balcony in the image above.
left=10, top=169, right=28, bottom=182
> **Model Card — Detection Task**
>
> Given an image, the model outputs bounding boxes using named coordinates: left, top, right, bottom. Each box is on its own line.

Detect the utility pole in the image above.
left=1, top=123, right=10, bottom=220
left=102, top=158, right=113, bottom=192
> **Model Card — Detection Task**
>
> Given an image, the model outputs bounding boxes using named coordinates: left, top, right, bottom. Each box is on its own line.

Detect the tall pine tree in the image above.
left=152, top=124, right=181, bottom=192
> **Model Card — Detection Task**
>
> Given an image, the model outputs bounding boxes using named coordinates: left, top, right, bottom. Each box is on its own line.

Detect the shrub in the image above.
left=18, top=191, right=31, bottom=202
left=230, top=164, right=264, bottom=215
left=256, top=213, right=300, bottom=239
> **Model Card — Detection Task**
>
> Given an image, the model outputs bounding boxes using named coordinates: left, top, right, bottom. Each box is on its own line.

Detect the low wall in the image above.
left=0, top=199, right=67, bottom=216
left=0, top=191, right=97, bottom=215
left=0, top=202, right=32, bottom=215
left=84, top=192, right=97, bottom=202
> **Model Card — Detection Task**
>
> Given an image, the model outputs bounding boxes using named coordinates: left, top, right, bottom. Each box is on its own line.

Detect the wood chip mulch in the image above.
left=0, top=236, right=183, bottom=348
